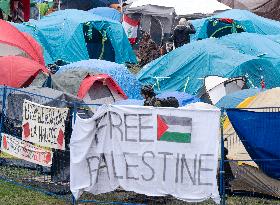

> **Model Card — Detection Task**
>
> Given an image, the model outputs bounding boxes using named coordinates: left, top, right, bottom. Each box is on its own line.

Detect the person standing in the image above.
left=137, top=32, right=161, bottom=66
left=172, top=18, right=196, bottom=48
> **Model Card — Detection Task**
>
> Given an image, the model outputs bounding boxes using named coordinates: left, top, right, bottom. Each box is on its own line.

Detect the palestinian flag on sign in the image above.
left=157, top=115, right=192, bottom=143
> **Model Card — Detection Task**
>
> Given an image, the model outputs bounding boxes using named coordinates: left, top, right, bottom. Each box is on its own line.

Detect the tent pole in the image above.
left=0, top=85, right=7, bottom=135
left=220, top=108, right=226, bottom=205
left=38, top=1, right=41, bottom=20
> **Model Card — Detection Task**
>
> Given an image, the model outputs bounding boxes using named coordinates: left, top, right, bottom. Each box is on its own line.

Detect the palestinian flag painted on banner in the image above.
left=157, top=115, right=192, bottom=143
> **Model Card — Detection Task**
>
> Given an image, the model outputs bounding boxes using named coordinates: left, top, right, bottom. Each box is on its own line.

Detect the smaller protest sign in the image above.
left=1, top=133, right=53, bottom=167
left=22, top=100, right=69, bottom=150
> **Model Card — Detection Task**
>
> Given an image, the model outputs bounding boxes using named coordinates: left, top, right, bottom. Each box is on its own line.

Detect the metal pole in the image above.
left=73, top=102, right=77, bottom=124
left=0, top=86, right=7, bottom=135
left=70, top=102, right=78, bottom=205
left=219, top=108, right=226, bottom=205
left=71, top=195, right=76, bottom=205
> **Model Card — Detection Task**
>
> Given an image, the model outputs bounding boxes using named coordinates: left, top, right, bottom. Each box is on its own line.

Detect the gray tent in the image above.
left=125, top=5, right=176, bottom=45
left=125, top=0, right=230, bottom=45
left=218, top=0, right=280, bottom=20
left=52, top=69, right=127, bottom=105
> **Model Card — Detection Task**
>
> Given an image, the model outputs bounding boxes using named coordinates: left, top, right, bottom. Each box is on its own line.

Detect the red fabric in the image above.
left=0, top=56, right=49, bottom=88
left=261, top=79, right=265, bottom=89
left=0, top=20, right=45, bottom=65
left=218, top=18, right=234, bottom=24
left=77, top=74, right=128, bottom=100
left=22, top=0, right=30, bottom=22
left=128, top=38, right=137, bottom=45
left=10, top=0, right=30, bottom=22
left=22, top=33, right=45, bottom=65
left=123, top=15, right=140, bottom=27
left=157, top=115, right=168, bottom=141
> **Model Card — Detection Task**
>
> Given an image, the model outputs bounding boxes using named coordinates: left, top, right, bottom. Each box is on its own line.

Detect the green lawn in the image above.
left=0, top=179, right=68, bottom=205
left=1, top=179, right=280, bottom=205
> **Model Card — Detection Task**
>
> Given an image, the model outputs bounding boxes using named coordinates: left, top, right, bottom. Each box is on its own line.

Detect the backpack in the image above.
left=157, top=97, right=179, bottom=108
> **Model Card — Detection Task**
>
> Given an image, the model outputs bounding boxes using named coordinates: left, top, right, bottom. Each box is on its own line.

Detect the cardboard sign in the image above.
left=22, top=100, right=69, bottom=150
left=1, top=133, right=52, bottom=167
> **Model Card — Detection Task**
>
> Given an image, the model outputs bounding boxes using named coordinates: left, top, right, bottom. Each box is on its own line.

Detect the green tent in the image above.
left=0, top=0, right=10, bottom=15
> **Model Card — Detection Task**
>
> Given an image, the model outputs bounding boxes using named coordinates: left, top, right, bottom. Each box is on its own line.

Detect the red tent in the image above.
left=0, top=56, right=49, bottom=88
left=0, top=20, right=45, bottom=65
left=77, top=74, right=128, bottom=104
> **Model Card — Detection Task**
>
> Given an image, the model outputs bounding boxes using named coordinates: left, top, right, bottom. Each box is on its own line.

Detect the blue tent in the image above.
left=227, top=109, right=280, bottom=179
left=137, top=38, right=280, bottom=95
left=14, top=9, right=136, bottom=65
left=215, top=88, right=261, bottom=109
left=217, top=33, right=280, bottom=66
left=88, top=7, right=121, bottom=22
left=157, top=91, right=200, bottom=107
left=57, top=59, right=142, bottom=99
left=265, top=34, right=280, bottom=43
left=192, top=9, right=280, bottom=40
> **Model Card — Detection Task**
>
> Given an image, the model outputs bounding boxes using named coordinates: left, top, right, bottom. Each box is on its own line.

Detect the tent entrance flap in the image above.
left=150, top=16, right=164, bottom=45
left=0, top=43, right=29, bottom=58
left=83, top=22, right=115, bottom=62
left=87, top=81, right=115, bottom=102
left=199, top=76, right=246, bottom=105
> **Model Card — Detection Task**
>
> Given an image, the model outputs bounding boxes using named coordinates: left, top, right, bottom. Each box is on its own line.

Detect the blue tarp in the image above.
left=114, top=91, right=199, bottom=107
left=114, top=99, right=144, bottom=105
left=215, top=88, right=261, bottom=109
left=57, top=59, right=142, bottom=99
left=192, top=9, right=280, bottom=40
left=88, top=7, right=121, bottom=22
left=137, top=38, right=280, bottom=95
left=156, top=91, right=200, bottom=107
left=14, top=9, right=136, bottom=65
left=227, top=109, right=280, bottom=179
left=60, top=0, right=119, bottom=10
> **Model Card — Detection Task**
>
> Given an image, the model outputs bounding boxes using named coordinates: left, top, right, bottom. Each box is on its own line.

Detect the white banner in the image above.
left=1, top=133, right=53, bottom=167
left=22, top=100, right=69, bottom=150
left=70, top=105, right=220, bottom=203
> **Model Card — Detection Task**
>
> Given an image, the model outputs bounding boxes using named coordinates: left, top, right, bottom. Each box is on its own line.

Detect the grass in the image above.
left=1, top=178, right=280, bottom=205
left=0, top=179, right=69, bottom=205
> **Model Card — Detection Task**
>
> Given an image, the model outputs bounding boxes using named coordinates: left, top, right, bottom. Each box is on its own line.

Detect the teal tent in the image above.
left=265, top=34, right=280, bottom=43
left=202, top=18, right=245, bottom=39
left=14, top=9, right=137, bottom=65
left=137, top=38, right=280, bottom=95
left=192, top=9, right=280, bottom=40
left=217, top=33, right=280, bottom=66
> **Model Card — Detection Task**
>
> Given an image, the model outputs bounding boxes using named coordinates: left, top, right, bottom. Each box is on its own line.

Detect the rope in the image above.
left=210, top=26, right=233, bottom=38
left=99, top=30, right=107, bottom=60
